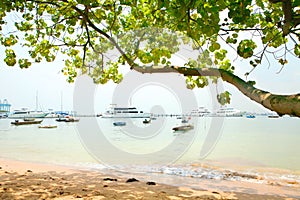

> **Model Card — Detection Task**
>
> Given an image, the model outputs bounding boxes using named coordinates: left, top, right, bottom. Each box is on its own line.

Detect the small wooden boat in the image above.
left=268, top=115, right=279, bottom=118
left=23, top=118, right=36, bottom=121
left=172, top=124, right=194, bottom=132
left=38, top=125, right=58, bottom=129
left=65, top=118, right=80, bottom=122
left=143, top=119, right=151, bottom=124
left=113, top=121, right=126, bottom=126
left=56, top=117, right=79, bottom=122
left=11, top=119, right=43, bottom=125
left=56, top=118, right=67, bottom=122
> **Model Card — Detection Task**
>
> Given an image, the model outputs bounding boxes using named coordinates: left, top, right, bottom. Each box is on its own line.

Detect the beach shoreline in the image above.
left=0, top=158, right=299, bottom=199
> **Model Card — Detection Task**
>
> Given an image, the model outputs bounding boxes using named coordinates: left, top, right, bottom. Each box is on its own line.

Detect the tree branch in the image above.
left=282, top=0, right=292, bottom=36
left=269, top=0, right=293, bottom=36
left=133, top=65, right=300, bottom=117
left=66, top=2, right=136, bottom=68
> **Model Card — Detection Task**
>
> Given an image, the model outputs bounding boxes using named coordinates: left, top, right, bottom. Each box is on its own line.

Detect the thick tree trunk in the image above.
left=133, top=65, right=300, bottom=117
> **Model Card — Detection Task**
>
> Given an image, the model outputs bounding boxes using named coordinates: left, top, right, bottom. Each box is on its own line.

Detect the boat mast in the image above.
left=36, top=91, right=38, bottom=111
left=60, top=91, right=63, bottom=112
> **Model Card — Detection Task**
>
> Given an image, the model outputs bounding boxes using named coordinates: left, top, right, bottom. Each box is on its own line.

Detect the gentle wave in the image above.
left=85, top=163, right=300, bottom=188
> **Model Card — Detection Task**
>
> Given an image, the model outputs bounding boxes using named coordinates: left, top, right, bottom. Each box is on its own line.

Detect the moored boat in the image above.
left=268, top=115, right=279, bottom=118
left=24, top=118, right=36, bottom=121
left=11, top=119, right=43, bottom=125
left=102, top=104, right=151, bottom=118
left=9, top=110, right=47, bottom=119
left=56, top=118, right=67, bottom=122
left=65, top=117, right=80, bottom=122
left=190, top=106, right=211, bottom=117
left=56, top=116, right=79, bottom=122
left=38, top=125, right=58, bottom=129
left=113, top=121, right=126, bottom=126
left=172, top=124, right=194, bottom=132
left=211, top=107, right=243, bottom=117
left=143, top=119, right=151, bottom=124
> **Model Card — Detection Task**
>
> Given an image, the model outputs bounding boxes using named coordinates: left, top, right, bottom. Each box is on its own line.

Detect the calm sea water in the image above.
left=0, top=116, right=300, bottom=190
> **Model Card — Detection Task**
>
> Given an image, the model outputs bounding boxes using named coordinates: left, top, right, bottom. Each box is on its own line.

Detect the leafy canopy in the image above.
left=0, top=0, right=299, bottom=104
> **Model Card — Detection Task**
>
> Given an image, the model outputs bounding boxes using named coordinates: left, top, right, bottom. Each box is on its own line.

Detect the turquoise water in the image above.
left=0, top=116, right=300, bottom=189
left=201, top=117, right=300, bottom=171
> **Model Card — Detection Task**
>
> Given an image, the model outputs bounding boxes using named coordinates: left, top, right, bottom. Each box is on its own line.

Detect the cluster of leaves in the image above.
left=224, top=0, right=298, bottom=68
left=217, top=91, right=231, bottom=106
left=237, top=39, right=257, bottom=59
left=185, top=76, right=209, bottom=90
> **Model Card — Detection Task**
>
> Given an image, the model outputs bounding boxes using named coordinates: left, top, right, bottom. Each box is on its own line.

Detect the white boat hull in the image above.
left=102, top=113, right=151, bottom=118
left=102, top=104, right=151, bottom=118
left=8, top=112, right=47, bottom=119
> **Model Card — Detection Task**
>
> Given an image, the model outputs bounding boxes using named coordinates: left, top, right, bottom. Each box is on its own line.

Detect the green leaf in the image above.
left=247, top=80, right=256, bottom=86
left=2, top=35, right=18, bottom=46
left=195, top=77, right=208, bottom=88
left=67, top=26, right=74, bottom=34
left=217, top=91, right=231, bottom=105
left=294, top=44, right=300, bottom=58
left=293, top=0, right=300, bottom=7
left=18, top=58, right=32, bottom=68
left=278, top=58, right=288, bottom=65
left=237, top=39, right=257, bottom=59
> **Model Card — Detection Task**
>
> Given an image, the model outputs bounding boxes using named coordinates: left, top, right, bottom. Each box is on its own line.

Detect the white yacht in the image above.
left=190, top=106, right=211, bottom=117
left=212, top=107, right=243, bottom=117
left=102, top=104, right=151, bottom=118
left=8, top=110, right=47, bottom=119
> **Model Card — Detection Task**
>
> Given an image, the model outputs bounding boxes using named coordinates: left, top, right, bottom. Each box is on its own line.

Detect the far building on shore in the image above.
left=0, top=99, right=11, bottom=113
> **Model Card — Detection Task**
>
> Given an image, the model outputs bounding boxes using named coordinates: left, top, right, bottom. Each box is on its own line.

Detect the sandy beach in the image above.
left=0, top=158, right=299, bottom=200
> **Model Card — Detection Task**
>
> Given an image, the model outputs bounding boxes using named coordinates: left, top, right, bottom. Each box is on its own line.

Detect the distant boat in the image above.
left=45, top=112, right=59, bottom=118
left=56, top=116, right=79, bottom=122
left=268, top=115, right=279, bottom=118
left=143, top=119, right=151, bottom=124
left=172, top=124, right=194, bottom=132
left=23, top=118, right=36, bottom=121
left=65, top=117, right=79, bottom=122
left=46, top=111, right=70, bottom=118
left=11, top=119, right=43, bottom=125
left=181, top=117, right=191, bottom=123
left=8, top=110, right=47, bottom=119
left=56, top=118, right=67, bottom=122
left=0, top=113, right=8, bottom=118
left=212, top=107, right=243, bottom=117
left=102, top=104, right=151, bottom=118
left=113, top=121, right=126, bottom=126
left=190, top=106, right=211, bottom=117
left=38, top=125, right=57, bottom=129
left=246, top=115, right=256, bottom=118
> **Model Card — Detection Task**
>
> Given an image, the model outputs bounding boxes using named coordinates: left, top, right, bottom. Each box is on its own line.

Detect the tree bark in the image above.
left=133, top=65, right=300, bottom=117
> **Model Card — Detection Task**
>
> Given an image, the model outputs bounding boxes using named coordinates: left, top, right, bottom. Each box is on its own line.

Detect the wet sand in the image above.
left=0, top=158, right=299, bottom=199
